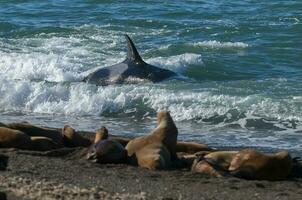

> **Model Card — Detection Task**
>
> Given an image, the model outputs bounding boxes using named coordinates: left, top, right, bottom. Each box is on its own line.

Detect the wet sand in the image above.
left=0, top=131, right=302, bottom=200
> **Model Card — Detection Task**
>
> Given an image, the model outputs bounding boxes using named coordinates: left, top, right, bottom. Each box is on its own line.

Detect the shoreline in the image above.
left=1, top=147, right=302, bottom=200
left=0, top=127, right=302, bottom=200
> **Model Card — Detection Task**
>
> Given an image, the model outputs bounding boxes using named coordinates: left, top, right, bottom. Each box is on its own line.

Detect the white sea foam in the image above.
left=0, top=52, right=82, bottom=82
left=1, top=76, right=301, bottom=125
left=192, top=40, right=249, bottom=49
left=147, top=53, right=203, bottom=73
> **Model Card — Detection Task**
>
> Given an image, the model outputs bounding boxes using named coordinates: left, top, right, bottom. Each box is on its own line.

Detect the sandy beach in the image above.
left=1, top=130, right=302, bottom=200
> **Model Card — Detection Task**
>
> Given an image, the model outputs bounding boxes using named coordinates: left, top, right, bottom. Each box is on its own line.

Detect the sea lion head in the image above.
left=191, top=157, right=223, bottom=178
left=275, top=151, right=291, bottom=160
left=94, top=126, right=108, bottom=144
left=228, top=149, right=256, bottom=172
left=157, top=111, right=173, bottom=126
left=62, top=125, right=91, bottom=147
left=229, top=149, right=293, bottom=180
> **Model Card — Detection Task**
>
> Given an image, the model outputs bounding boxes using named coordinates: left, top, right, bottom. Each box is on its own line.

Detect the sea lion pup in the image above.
left=86, top=127, right=127, bottom=164
left=0, top=127, right=32, bottom=149
left=30, top=136, right=60, bottom=151
left=62, top=125, right=92, bottom=147
left=125, top=111, right=178, bottom=169
left=228, top=149, right=293, bottom=181
left=6, top=122, right=63, bottom=147
left=176, top=141, right=213, bottom=154
left=191, top=151, right=238, bottom=177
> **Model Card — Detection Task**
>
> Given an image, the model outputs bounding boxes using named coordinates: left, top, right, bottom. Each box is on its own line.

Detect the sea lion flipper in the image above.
left=125, top=34, right=143, bottom=63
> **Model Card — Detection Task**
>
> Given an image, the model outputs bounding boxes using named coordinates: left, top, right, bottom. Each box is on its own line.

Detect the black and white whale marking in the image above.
left=83, top=35, right=178, bottom=85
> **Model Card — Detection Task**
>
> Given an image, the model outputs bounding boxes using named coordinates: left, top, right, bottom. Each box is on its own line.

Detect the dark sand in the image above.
left=0, top=131, right=302, bottom=200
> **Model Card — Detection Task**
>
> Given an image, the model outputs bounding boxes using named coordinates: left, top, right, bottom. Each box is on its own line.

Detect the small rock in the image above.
left=0, top=192, right=7, bottom=200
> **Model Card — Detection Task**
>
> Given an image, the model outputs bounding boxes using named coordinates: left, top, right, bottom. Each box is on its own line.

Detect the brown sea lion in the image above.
left=204, top=151, right=238, bottom=171
left=228, top=149, right=293, bottom=181
left=87, top=127, right=127, bottom=164
left=0, top=127, right=32, bottom=149
left=125, top=111, right=178, bottom=169
left=192, top=159, right=222, bottom=177
left=0, top=127, right=61, bottom=151
left=62, top=125, right=92, bottom=147
left=6, top=122, right=63, bottom=147
left=30, top=136, right=60, bottom=151
left=191, top=151, right=238, bottom=177
left=176, top=141, right=213, bottom=154
left=134, top=143, right=171, bottom=170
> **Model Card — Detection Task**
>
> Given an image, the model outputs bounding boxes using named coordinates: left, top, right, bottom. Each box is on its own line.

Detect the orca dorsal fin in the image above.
left=125, top=34, right=144, bottom=63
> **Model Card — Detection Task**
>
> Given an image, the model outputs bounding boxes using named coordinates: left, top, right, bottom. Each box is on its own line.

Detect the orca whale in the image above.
left=83, top=35, right=177, bottom=86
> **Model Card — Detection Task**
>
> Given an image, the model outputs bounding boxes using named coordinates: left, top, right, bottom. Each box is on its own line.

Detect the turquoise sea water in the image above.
left=0, top=1, right=301, bottom=152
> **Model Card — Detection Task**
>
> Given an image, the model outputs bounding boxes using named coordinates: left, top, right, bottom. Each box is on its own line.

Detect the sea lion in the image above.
left=191, top=151, right=238, bottom=177
left=192, top=159, right=223, bottom=178
left=83, top=35, right=177, bottom=86
left=87, top=127, right=127, bottom=164
left=134, top=143, right=171, bottom=170
left=30, top=136, right=59, bottom=151
left=204, top=151, right=238, bottom=171
left=175, top=141, right=213, bottom=154
left=125, top=111, right=178, bottom=169
left=228, top=149, right=293, bottom=181
left=0, top=127, right=60, bottom=151
left=62, top=125, right=92, bottom=147
left=6, top=122, right=63, bottom=147
left=0, top=127, right=32, bottom=149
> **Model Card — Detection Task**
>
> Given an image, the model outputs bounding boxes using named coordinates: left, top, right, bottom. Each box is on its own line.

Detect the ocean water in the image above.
left=0, top=1, right=301, bottom=153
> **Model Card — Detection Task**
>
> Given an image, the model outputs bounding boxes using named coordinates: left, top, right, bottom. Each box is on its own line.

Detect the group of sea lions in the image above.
left=0, top=112, right=300, bottom=181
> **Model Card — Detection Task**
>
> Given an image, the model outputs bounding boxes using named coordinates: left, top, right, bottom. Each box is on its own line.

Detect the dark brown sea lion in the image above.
left=125, top=111, right=178, bottom=169
left=6, top=122, right=63, bottom=147
left=0, top=127, right=32, bottom=149
left=62, top=125, right=92, bottom=147
left=87, top=127, right=127, bottom=164
left=30, top=136, right=60, bottom=151
left=191, top=151, right=238, bottom=177
left=228, top=149, right=293, bottom=181
left=108, top=136, right=130, bottom=147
